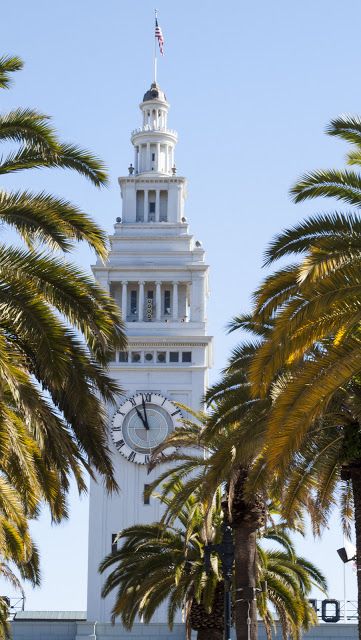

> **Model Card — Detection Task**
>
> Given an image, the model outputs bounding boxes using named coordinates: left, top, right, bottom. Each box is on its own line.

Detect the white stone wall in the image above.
left=11, top=620, right=359, bottom=640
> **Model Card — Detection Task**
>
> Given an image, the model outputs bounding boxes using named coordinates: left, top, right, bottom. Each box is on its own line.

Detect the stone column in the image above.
left=134, top=146, right=139, bottom=173
left=155, top=189, right=160, bottom=222
left=144, top=189, right=148, bottom=222
left=156, top=281, right=162, bottom=321
left=172, top=281, right=178, bottom=320
left=138, top=281, right=144, bottom=322
left=121, top=281, right=128, bottom=321
left=146, top=142, right=151, bottom=170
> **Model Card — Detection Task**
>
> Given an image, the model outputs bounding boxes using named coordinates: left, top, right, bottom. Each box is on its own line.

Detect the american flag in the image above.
left=155, top=15, right=164, bottom=56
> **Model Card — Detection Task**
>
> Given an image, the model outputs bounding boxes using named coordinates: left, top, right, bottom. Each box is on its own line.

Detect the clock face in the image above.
left=111, top=393, right=183, bottom=465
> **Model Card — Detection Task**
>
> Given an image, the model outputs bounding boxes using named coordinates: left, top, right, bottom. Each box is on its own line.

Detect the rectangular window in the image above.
left=130, top=290, right=137, bottom=315
left=136, top=190, right=144, bottom=222
left=169, top=352, right=179, bottom=363
left=182, top=352, right=192, bottom=363
left=119, top=351, right=128, bottom=363
left=151, top=153, right=155, bottom=161
left=148, top=201, right=155, bottom=222
left=148, top=191, right=156, bottom=222
left=164, top=290, right=171, bottom=315
left=160, top=191, right=168, bottom=222
left=111, top=533, right=117, bottom=554
left=144, top=484, right=150, bottom=505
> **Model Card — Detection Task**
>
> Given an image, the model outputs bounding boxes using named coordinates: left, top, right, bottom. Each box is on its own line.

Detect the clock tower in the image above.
left=86, top=81, right=212, bottom=624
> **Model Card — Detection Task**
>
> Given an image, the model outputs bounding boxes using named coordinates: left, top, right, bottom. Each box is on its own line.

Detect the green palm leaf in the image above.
left=0, top=56, right=23, bottom=89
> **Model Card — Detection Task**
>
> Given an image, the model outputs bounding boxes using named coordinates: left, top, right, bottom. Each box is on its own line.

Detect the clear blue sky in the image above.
left=1, top=0, right=360, bottom=613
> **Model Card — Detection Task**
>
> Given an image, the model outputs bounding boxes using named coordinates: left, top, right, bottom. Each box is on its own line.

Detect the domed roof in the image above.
left=143, top=82, right=167, bottom=103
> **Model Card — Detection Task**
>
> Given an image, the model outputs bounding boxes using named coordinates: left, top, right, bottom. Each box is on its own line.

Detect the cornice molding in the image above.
left=125, top=342, right=210, bottom=348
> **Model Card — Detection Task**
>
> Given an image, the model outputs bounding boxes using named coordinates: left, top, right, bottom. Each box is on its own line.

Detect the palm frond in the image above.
left=290, top=169, right=361, bottom=207
left=0, top=55, right=23, bottom=89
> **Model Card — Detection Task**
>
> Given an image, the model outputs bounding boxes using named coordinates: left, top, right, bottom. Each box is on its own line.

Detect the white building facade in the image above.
left=87, top=81, right=213, bottom=627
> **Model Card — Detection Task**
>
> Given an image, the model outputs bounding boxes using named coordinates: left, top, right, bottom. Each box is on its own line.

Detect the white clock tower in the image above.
left=86, top=81, right=212, bottom=625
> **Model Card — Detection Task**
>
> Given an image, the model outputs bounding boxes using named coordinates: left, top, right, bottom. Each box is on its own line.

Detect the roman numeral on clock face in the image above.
left=129, top=397, right=137, bottom=406
left=115, top=439, right=125, bottom=450
left=128, top=451, right=136, bottom=462
left=142, top=393, right=152, bottom=402
left=171, top=409, right=181, bottom=416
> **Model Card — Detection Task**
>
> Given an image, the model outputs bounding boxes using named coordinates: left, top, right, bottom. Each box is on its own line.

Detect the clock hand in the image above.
left=142, top=396, right=150, bottom=431
left=135, top=406, right=148, bottom=430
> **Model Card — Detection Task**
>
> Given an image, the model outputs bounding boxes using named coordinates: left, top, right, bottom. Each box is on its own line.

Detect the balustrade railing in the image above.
left=131, top=125, right=177, bottom=136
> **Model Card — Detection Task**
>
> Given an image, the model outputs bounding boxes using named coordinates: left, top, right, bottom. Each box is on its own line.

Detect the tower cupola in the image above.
left=131, top=82, right=177, bottom=175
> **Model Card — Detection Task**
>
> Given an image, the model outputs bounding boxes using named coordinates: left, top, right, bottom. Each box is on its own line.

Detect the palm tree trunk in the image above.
left=197, top=629, right=224, bottom=640
left=349, top=464, right=361, bottom=640
left=229, top=467, right=265, bottom=640
left=190, top=583, right=224, bottom=640
left=233, top=524, right=258, bottom=640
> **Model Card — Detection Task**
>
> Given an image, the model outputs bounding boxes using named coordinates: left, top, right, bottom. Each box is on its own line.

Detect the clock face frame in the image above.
left=111, top=393, right=183, bottom=465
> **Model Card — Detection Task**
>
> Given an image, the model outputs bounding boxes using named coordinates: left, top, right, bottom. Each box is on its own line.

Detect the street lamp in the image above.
left=204, top=520, right=234, bottom=640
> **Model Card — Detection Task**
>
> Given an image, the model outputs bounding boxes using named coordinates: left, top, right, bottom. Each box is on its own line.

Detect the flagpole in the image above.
left=154, top=9, right=157, bottom=83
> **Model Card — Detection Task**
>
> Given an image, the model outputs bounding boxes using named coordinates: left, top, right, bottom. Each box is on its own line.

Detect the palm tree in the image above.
left=239, top=117, right=361, bottom=638
left=203, top=319, right=271, bottom=640
left=222, top=315, right=361, bottom=638
left=0, top=54, right=127, bottom=637
left=147, top=402, right=267, bottom=640
left=101, top=486, right=224, bottom=640
left=100, top=486, right=325, bottom=640
left=0, top=53, right=127, bottom=515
